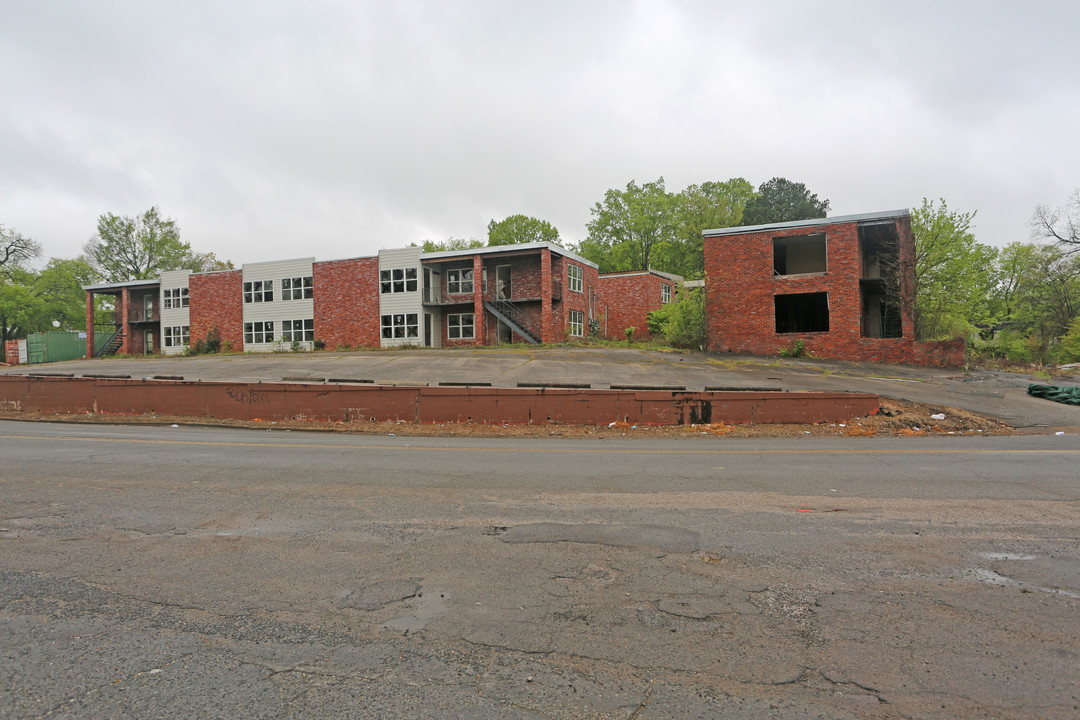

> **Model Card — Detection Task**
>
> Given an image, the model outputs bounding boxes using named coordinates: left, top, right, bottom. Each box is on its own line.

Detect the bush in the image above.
left=647, top=288, right=706, bottom=349
left=624, top=326, right=636, bottom=342
left=185, top=326, right=222, bottom=356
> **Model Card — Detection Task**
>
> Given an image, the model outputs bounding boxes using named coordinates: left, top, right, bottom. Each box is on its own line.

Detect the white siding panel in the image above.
left=159, top=270, right=191, bottom=355
left=242, top=258, right=315, bottom=350
left=378, top=248, right=423, bottom=347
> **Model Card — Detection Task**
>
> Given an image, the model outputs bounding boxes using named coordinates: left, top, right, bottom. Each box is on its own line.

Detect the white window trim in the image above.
left=447, top=313, right=475, bottom=340
left=447, top=269, right=474, bottom=295
left=568, top=264, right=583, bottom=293
left=381, top=313, right=420, bottom=340
left=281, top=276, right=313, bottom=301
left=568, top=310, right=584, bottom=337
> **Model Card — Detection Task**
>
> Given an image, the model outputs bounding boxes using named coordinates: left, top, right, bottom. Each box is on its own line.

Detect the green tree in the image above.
left=487, top=215, right=560, bottom=246
left=579, top=178, right=680, bottom=273
left=1009, top=245, right=1080, bottom=348
left=414, top=237, right=485, bottom=253
left=0, top=258, right=100, bottom=342
left=34, top=258, right=99, bottom=330
left=184, top=250, right=233, bottom=273
left=911, top=198, right=997, bottom=340
left=739, top=177, right=830, bottom=226
left=671, top=178, right=755, bottom=278
left=0, top=224, right=42, bottom=277
left=84, top=207, right=200, bottom=282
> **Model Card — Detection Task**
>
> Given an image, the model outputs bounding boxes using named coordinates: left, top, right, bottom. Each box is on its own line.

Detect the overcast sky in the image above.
left=3, top=1, right=1078, bottom=268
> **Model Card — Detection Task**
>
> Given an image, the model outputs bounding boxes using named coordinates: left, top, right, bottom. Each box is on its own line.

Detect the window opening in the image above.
left=381, top=313, right=419, bottom=339
left=243, top=280, right=274, bottom=303
left=281, top=276, right=313, bottom=300
left=447, top=269, right=474, bottom=295
left=774, top=292, right=829, bottom=333
left=568, top=264, right=583, bottom=293
left=448, top=313, right=475, bottom=339
left=773, top=233, right=827, bottom=276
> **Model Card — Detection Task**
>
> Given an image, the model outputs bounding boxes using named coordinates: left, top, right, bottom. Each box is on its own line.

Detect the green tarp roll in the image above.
left=1027, top=383, right=1080, bottom=406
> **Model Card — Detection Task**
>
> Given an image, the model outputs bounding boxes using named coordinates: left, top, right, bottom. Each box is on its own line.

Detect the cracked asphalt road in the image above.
left=2, top=420, right=1078, bottom=719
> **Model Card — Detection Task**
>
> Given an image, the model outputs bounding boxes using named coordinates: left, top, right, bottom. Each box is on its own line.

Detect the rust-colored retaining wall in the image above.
left=0, top=376, right=878, bottom=425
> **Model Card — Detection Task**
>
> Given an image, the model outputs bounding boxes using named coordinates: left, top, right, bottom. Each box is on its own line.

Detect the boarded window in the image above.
left=775, top=292, right=829, bottom=333
left=773, top=233, right=827, bottom=276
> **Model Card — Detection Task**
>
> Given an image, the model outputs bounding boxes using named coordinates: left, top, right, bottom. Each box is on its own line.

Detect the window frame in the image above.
left=446, top=268, right=474, bottom=295
left=380, top=313, right=419, bottom=340
left=568, top=264, right=583, bottom=293
left=380, top=267, right=418, bottom=294
left=280, top=318, right=315, bottom=342
left=163, top=288, right=189, bottom=309
left=661, top=284, right=672, bottom=304
left=447, top=312, right=475, bottom=340
left=243, top=280, right=274, bottom=304
left=281, top=276, right=313, bottom=301
left=243, top=320, right=275, bottom=344
left=163, top=325, right=190, bottom=347
left=568, top=309, right=584, bottom=337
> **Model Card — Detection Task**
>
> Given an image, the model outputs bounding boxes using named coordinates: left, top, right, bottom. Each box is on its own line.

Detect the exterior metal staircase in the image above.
left=95, top=328, right=125, bottom=357
left=483, top=299, right=540, bottom=344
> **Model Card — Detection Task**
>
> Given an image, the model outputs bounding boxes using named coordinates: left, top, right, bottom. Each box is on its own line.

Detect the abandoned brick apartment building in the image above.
left=704, top=209, right=964, bottom=366
left=83, top=242, right=681, bottom=357
left=82, top=209, right=963, bottom=367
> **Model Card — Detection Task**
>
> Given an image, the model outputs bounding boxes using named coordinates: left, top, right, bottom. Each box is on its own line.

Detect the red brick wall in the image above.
left=704, top=217, right=963, bottom=367
left=313, top=257, right=380, bottom=349
left=190, top=270, right=243, bottom=351
left=596, top=272, right=673, bottom=340
left=550, top=256, right=597, bottom=341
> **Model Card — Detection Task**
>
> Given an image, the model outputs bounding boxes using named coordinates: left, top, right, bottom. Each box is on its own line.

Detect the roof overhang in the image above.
left=704, top=209, right=911, bottom=238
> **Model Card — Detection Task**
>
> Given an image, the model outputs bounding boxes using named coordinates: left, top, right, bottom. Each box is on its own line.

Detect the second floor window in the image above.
left=281, top=276, right=313, bottom=300
left=447, top=269, right=474, bottom=295
left=380, top=268, right=418, bottom=293
left=163, top=288, right=189, bottom=309
left=568, top=264, right=583, bottom=293
left=243, top=280, right=273, bottom=303
left=661, top=284, right=672, bottom=304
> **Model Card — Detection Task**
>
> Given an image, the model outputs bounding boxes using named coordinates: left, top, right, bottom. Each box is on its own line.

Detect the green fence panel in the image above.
left=25, top=332, right=89, bottom=364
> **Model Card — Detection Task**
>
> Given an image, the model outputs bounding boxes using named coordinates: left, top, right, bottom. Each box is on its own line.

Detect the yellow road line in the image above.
left=1, top=433, right=1077, bottom=455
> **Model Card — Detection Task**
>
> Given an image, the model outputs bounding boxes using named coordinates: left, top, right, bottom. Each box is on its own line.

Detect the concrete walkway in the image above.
left=4, top=347, right=1078, bottom=430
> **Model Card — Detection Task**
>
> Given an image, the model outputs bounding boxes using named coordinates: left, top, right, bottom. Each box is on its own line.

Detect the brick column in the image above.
left=120, top=288, right=131, bottom=355
left=85, top=291, right=95, bottom=358
left=540, top=249, right=552, bottom=343
left=472, top=255, right=484, bottom=346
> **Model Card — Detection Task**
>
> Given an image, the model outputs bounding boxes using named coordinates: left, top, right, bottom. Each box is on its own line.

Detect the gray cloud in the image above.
left=2, top=0, right=1078, bottom=266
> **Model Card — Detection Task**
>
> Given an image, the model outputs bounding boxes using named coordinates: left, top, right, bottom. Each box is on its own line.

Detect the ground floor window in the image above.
left=568, top=309, right=584, bottom=337
left=244, top=321, right=275, bottom=344
left=163, top=325, right=190, bottom=347
left=281, top=318, right=315, bottom=342
left=774, top=292, right=829, bottom=333
left=448, top=313, right=474, bottom=339
left=381, top=313, right=419, bottom=339
left=661, top=283, right=672, bottom=304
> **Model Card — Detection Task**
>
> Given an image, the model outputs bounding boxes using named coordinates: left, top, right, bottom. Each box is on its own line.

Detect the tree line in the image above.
left=1, top=208, right=230, bottom=343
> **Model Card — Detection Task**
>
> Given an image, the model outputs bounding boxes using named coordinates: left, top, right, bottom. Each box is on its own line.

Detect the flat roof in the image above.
left=83, top=278, right=160, bottom=292
left=599, top=269, right=684, bottom=282
left=420, top=241, right=598, bottom=269
left=703, top=209, right=910, bottom=238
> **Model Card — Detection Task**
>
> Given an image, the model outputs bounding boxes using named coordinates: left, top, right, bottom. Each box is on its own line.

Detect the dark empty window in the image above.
left=775, top=292, right=829, bottom=333
left=773, top=233, right=827, bottom=276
